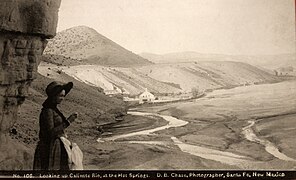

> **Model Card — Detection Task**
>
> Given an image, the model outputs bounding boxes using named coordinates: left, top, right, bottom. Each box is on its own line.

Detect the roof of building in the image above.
left=139, top=88, right=155, bottom=98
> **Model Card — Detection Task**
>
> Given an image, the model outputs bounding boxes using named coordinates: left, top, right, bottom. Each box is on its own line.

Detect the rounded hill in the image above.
left=44, top=26, right=152, bottom=67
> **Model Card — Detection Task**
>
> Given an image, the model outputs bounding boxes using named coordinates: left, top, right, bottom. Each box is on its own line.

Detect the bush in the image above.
left=191, top=87, right=199, bottom=97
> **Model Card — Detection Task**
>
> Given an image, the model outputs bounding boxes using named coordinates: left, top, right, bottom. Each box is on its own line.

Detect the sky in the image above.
left=57, top=0, right=295, bottom=55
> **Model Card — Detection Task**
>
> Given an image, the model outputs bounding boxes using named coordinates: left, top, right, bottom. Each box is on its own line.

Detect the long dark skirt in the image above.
left=33, top=138, right=69, bottom=170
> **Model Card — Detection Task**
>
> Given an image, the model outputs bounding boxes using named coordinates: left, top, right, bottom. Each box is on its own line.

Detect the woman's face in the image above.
left=54, top=90, right=65, bottom=104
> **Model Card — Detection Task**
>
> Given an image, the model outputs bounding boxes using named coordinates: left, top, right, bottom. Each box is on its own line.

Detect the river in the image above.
left=97, top=80, right=296, bottom=169
left=100, top=112, right=188, bottom=141
left=242, top=120, right=296, bottom=162
left=98, top=111, right=295, bottom=168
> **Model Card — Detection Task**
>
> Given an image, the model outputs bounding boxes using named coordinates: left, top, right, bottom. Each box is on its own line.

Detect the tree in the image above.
left=191, top=86, right=199, bottom=98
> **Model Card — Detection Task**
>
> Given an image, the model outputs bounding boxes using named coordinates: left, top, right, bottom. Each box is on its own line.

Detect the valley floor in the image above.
left=81, top=80, right=296, bottom=170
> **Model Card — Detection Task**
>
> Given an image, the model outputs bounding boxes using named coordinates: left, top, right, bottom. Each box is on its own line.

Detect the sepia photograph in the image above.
left=0, top=0, right=295, bottom=178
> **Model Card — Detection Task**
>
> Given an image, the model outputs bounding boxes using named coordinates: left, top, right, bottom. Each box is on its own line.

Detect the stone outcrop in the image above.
left=0, top=0, right=60, bottom=37
left=0, top=0, right=61, bottom=169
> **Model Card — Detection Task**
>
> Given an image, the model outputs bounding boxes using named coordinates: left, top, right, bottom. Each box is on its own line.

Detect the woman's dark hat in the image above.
left=45, top=81, right=73, bottom=97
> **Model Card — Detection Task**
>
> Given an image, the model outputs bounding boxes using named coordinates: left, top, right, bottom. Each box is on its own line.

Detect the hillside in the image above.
left=38, top=61, right=280, bottom=96
left=12, top=72, right=127, bottom=148
left=38, top=62, right=182, bottom=96
left=44, top=26, right=152, bottom=67
left=138, top=61, right=281, bottom=92
left=140, top=52, right=296, bottom=75
left=140, top=51, right=227, bottom=63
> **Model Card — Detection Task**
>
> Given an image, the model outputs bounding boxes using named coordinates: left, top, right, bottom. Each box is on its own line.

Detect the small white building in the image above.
left=104, top=87, right=122, bottom=96
left=139, top=88, right=155, bottom=104
left=123, top=96, right=138, bottom=102
left=104, top=89, right=119, bottom=96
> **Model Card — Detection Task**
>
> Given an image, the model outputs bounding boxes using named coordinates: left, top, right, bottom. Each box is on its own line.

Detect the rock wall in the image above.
left=0, top=0, right=61, bottom=170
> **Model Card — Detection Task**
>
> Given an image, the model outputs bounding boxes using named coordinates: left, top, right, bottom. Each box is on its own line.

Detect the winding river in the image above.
left=97, top=111, right=296, bottom=168
left=242, top=120, right=296, bottom=162
left=98, top=111, right=188, bottom=141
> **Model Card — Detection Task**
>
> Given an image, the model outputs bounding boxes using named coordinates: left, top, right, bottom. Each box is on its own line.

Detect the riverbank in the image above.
left=140, top=80, right=296, bottom=169
left=78, top=79, right=296, bottom=170
left=78, top=111, right=239, bottom=170
left=254, top=111, right=296, bottom=163
left=80, top=109, right=296, bottom=170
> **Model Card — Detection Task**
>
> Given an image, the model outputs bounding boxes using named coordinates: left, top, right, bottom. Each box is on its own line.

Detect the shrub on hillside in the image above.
left=191, top=86, right=199, bottom=98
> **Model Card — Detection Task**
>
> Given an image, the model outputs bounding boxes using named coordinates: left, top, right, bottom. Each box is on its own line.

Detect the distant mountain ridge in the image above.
left=140, top=51, right=227, bottom=63
left=140, top=52, right=296, bottom=70
left=44, top=26, right=152, bottom=67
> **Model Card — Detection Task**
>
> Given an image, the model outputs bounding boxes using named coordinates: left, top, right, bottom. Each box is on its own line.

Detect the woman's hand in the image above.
left=67, top=112, right=78, bottom=123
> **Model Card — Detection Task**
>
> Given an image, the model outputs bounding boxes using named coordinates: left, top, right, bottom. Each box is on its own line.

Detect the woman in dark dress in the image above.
left=33, top=81, right=78, bottom=170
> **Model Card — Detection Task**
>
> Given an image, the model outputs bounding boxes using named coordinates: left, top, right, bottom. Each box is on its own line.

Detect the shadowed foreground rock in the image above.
left=0, top=0, right=61, bottom=170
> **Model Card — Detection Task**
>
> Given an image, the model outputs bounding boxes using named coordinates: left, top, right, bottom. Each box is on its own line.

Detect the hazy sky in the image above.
left=57, top=0, right=295, bottom=55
